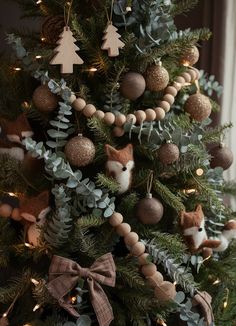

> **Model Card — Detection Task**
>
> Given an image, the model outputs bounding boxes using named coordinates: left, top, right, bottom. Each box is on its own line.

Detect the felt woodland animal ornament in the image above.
left=0, top=191, right=50, bottom=246
left=0, top=114, right=33, bottom=161
left=180, top=204, right=236, bottom=255
left=105, top=144, right=134, bottom=194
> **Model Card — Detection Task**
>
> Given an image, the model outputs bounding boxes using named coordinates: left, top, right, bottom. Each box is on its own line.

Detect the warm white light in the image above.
left=184, top=188, right=196, bottom=194
left=71, top=296, right=77, bottom=304
left=41, top=37, right=46, bottom=42
left=213, top=279, right=220, bottom=285
left=173, top=281, right=177, bottom=286
left=223, top=301, right=228, bottom=309
left=182, top=61, right=190, bottom=67
left=36, top=0, right=42, bottom=4
left=33, top=304, right=41, bottom=312
left=31, top=278, right=40, bottom=286
left=89, top=67, right=98, bottom=72
left=196, top=168, right=204, bottom=176
left=2, top=312, right=8, bottom=318
left=25, top=242, right=34, bottom=249
left=13, top=67, right=21, bottom=71
left=35, top=55, right=42, bottom=59
left=126, top=6, right=132, bottom=12
left=8, top=192, right=17, bottom=197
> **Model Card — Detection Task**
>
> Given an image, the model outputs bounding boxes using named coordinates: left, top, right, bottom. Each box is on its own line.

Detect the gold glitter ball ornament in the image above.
left=32, top=85, right=59, bottom=112
left=64, top=134, right=95, bottom=167
left=209, top=143, right=233, bottom=170
left=158, top=143, right=180, bottom=165
left=180, top=45, right=200, bottom=66
left=120, top=72, right=146, bottom=100
left=184, top=93, right=212, bottom=122
left=145, top=63, right=169, bottom=92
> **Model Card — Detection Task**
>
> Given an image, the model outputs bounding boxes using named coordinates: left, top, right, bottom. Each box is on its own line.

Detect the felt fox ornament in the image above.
left=180, top=204, right=236, bottom=255
left=0, top=191, right=50, bottom=246
left=105, top=144, right=134, bottom=194
left=0, top=114, right=33, bottom=161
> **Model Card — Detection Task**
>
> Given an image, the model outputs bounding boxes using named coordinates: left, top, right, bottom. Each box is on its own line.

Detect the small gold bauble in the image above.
left=64, top=134, right=95, bottom=167
left=209, top=144, right=233, bottom=170
left=32, top=85, right=58, bottom=112
left=120, top=72, right=146, bottom=100
left=145, top=64, right=169, bottom=92
left=158, top=143, right=180, bottom=165
left=180, top=45, right=199, bottom=66
left=184, top=93, right=212, bottom=122
left=136, top=194, right=164, bottom=224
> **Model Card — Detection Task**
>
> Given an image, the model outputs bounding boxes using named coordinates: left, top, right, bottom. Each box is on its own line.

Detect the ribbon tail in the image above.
left=88, top=279, right=114, bottom=326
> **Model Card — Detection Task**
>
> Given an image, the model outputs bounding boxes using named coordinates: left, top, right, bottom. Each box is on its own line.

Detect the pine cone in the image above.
left=41, top=16, right=65, bottom=44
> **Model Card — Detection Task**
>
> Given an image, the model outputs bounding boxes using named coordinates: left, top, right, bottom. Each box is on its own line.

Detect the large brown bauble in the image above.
left=64, top=134, right=95, bottom=167
left=180, top=45, right=199, bottom=66
left=32, top=85, right=59, bottom=112
left=145, top=64, right=169, bottom=92
left=120, top=72, right=146, bottom=100
left=158, top=143, right=180, bottom=165
left=136, top=194, right=164, bottom=224
left=209, top=144, right=233, bottom=170
left=184, top=93, right=212, bottom=122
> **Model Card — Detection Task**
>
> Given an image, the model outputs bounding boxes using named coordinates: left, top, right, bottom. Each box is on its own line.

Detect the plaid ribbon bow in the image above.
left=47, top=253, right=116, bottom=326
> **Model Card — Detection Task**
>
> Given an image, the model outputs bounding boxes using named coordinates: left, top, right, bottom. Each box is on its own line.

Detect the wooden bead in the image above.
left=145, top=109, right=156, bottom=121
left=124, top=232, right=139, bottom=246
left=187, top=69, right=197, bottom=82
left=159, top=101, right=171, bottom=112
left=126, top=114, right=137, bottom=124
left=83, top=104, right=96, bottom=117
left=141, top=263, right=157, bottom=277
left=154, top=281, right=176, bottom=302
left=135, top=110, right=146, bottom=124
left=116, top=223, right=131, bottom=237
left=175, top=76, right=185, bottom=85
left=72, top=98, right=86, bottom=111
left=94, top=110, right=105, bottom=119
left=69, top=94, right=76, bottom=104
left=154, top=107, right=166, bottom=120
left=147, top=271, right=164, bottom=288
left=181, top=72, right=191, bottom=83
left=109, top=212, right=123, bottom=227
left=11, top=208, right=21, bottom=221
left=0, top=204, right=12, bottom=218
left=192, top=67, right=200, bottom=79
left=103, top=112, right=115, bottom=125
left=163, top=94, right=175, bottom=105
left=115, top=114, right=126, bottom=127
left=113, top=126, right=125, bottom=137
left=138, top=253, right=150, bottom=265
left=165, top=86, right=177, bottom=97
left=173, top=82, right=182, bottom=91
left=131, top=242, right=146, bottom=256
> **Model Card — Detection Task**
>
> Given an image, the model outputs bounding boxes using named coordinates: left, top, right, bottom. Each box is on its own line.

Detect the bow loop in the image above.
left=47, top=253, right=116, bottom=326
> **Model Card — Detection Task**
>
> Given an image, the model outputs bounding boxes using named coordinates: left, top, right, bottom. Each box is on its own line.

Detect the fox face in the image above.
left=105, top=144, right=134, bottom=194
left=0, top=114, right=33, bottom=144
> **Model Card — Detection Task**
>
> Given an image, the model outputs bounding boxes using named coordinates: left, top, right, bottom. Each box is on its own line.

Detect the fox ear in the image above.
left=105, top=144, right=117, bottom=157
left=38, top=191, right=49, bottom=205
left=125, top=143, right=133, bottom=156
left=196, top=204, right=203, bottom=214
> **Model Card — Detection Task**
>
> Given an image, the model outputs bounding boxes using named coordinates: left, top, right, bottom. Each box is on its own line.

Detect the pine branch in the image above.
left=77, top=214, right=106, bottom=230
left=202, top=123, right=233, bottom=144
left=87, top=116, right=114, bottom=144
left=116, top=258, right=146, bottom=290
left=171, top=0, right=199, bottom=16
left=222, top=181, right=236, bottom=196
left=96, top=173, right=120, bottom=193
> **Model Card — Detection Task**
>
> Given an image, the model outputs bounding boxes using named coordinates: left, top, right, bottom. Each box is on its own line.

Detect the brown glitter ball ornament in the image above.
left=41, top=16, right=64, bottom=44
left=120, top=72, right=146, bottom=100
left=209, top=143, right=233, bottom=170
left=180, top=45, right=200, bottom=66
left=32, top=85, right=59, bottom=112
left=145, top=63, right=169, bottom=92
left=136, top=193, right=164, bottom=225
left=158, top=143, right=180, bottom=165
left=184, top=93, right=212, bottom=122
left=64, top=134, right=95, bottom=167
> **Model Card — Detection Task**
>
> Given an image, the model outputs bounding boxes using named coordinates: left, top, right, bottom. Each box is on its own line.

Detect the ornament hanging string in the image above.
left=64, top=0, right=74, bottom=28
left=105, top=0, right=115, bottom=23
left=147, top=170, right=154, bottom=195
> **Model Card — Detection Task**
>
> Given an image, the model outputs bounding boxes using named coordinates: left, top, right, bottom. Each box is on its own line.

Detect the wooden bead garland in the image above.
left=108, top=211, right=177, bottom=302
left=70, top=67, right=200, bottom=137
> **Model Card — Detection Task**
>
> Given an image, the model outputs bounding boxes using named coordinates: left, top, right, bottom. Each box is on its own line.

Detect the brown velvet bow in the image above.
left=46, top=253, right=116, bottom=326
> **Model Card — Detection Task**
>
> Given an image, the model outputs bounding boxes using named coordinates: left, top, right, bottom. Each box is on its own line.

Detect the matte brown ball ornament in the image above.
left=180, top=45, right=199, bottom=66
left=184, top=93, right=212, bottom=122
left=145, top=63, right=169, bottom=92
left=32, top=85, right=59, bottom=112
left=120, top=72, right=146, bottom=100
left=136, top=193, right=164, bottom=225
left=209, top=143, right=233, bottom=170
left=64, top=134, right=95, bottom=167
left=158, top=143, right=180, bottom=165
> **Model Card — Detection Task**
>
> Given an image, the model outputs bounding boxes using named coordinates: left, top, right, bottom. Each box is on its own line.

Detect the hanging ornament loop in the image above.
left=64, top=0, right=74, bottom=27
left=146, top=170, right=154, bottom=198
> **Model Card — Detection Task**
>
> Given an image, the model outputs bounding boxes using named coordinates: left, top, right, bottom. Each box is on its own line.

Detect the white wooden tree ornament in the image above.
left=50, top=26, right=84, bottom=74
left=101, top=22, right=125, bottom=57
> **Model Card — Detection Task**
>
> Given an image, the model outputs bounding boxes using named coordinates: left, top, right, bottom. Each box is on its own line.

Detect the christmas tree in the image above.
left=0, top=1, right=236, bottom=325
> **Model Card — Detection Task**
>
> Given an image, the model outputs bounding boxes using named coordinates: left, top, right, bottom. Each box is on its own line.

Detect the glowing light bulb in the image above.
left=89, top=67, right=97, bottom=72
left=31, top=278, right=40, bottom=286
left=13, top=67, right=21, bottom=71
left=35, top=55, right=42, bottom=59
left=8, top=192, right=17, bottom=197
left=41, top=37, right=46, bottom=42
left=223, top=301, right=228, bottom=309
left=71, top=296, right=77, bottom=304
left=196, top=168, right=204, bottom=176
left=36, top=0, right=42, bottom=4
left=33, top=304, right=41, bottom=312
left=2, top=313, right=8, bottom=318
left=213, top=279, right=220, bottom=285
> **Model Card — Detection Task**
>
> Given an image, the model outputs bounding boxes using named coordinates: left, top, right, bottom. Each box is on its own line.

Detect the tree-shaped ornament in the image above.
left=50, top=26, right=84, bottom=74
left=101, top=22, right=125, bottom=57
